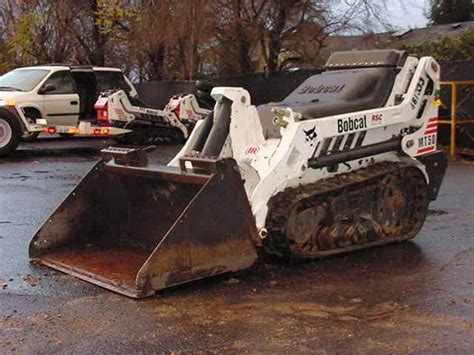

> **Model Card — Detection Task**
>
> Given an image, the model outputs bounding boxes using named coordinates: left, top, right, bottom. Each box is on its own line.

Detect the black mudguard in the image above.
left=417, top=150, right=448, bottom=201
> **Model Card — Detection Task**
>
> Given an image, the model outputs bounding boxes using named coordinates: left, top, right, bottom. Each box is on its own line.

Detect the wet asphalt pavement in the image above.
left=0, top=136, right=473, bottom=353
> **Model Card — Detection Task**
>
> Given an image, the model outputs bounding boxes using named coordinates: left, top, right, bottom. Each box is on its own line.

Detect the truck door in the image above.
left=39, top=70, right=80, bottom=126
left=70, top=69, right=97, bottom=120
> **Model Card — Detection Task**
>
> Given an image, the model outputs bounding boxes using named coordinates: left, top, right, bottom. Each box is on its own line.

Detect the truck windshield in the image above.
left=0, top=69, right=49, bottom=92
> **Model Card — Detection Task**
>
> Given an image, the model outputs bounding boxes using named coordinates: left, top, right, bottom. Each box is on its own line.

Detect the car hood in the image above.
left=0, top=91, right=27, bottom=101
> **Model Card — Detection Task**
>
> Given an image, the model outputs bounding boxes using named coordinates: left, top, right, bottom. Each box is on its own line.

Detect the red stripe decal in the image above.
left=429, top=117, right=438, bottom=122
left=424, top=129, right=438, bottom=134
left=417, top=146, right=435, bottom=154
left=427, top=122, right=438, bottom=129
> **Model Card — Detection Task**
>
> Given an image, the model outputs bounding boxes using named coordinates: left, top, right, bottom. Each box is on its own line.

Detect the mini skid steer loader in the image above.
left=95, top=90, right=210, bottom=144
left=30, top=50, right=447, bottom=298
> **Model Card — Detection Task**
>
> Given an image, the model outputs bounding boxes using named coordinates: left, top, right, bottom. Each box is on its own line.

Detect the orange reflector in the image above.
left=5, top=101, right=16, bottom=107
left=90, top=127, right=110, bottom=135
left=68, top=127, right=80, bottom=134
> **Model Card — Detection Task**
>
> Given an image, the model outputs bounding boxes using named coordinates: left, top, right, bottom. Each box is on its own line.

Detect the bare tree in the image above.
left=212, top=0, right=263, bottom=75
left=0, top=0, right=76, bottom=66
left=246, top=0, right=393, bottom=73
left=0, top=0, right=395, bottom=78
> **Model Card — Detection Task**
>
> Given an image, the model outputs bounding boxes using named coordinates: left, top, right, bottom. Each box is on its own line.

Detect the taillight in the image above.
left=95, top=98, right=109, bottom=125
left=44, top=127, right=56, bottom=134
left=97, top=107, right=108, bottom=121
left=173, top=104, right=180, bottom=118
left=90, top=128, right=110, bottom=135
left=168, top=98, right=180, bottom=118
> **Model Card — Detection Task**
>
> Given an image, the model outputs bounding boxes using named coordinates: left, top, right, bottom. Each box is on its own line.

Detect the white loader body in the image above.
left=103, top=90, right=210, bottom=141
left=171, top=53, right=441, bottom=231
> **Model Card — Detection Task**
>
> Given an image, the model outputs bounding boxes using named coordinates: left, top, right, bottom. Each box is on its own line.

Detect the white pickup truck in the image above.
left=0, top=65, right=136, bottom=156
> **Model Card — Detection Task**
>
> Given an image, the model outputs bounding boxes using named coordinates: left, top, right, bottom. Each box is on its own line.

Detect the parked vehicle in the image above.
left=0, top=65, right=134, bottom=156
left=95, top=90, right=210, bottom=144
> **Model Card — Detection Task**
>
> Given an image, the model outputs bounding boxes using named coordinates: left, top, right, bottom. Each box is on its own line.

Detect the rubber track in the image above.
left=263, top=162, right=429, bottom=258
left=118, top=124, right=193, bottom=145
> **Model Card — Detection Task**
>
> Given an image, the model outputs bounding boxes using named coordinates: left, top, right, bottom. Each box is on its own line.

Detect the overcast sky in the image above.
left=386, top=0, right=429, bottom=29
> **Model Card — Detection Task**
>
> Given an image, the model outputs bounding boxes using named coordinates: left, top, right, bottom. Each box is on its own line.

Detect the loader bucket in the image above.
left=29, top=151, right=258, bottom=298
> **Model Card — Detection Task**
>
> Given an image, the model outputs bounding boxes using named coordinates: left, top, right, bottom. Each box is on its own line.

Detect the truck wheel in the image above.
left=0, top=110, right=21, bottom=157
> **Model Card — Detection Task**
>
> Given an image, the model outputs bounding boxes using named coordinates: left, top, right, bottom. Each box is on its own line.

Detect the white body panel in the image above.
left=41, top=92, right=80, bottom=126
left=170, top=56, right=441, bottom=231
